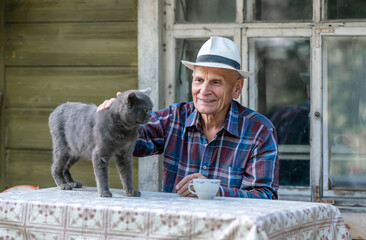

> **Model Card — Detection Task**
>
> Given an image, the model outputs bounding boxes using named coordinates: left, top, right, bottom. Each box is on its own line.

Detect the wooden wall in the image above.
left=0, top=0, right=138, bottom=190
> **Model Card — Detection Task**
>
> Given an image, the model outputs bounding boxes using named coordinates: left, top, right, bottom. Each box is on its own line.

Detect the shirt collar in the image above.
left=185, top=107, right=200, bottom=128
left=185, top=100, right=240, bottom=138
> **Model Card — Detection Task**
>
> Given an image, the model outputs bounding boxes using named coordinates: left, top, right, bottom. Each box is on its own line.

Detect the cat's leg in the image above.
left=64, top=157, right=82, bottom=188
left=115, top=153, right=141, bottom=197
left=51, top=149, right=73, bottom=190
left=92, top=149, right=112, bottom=197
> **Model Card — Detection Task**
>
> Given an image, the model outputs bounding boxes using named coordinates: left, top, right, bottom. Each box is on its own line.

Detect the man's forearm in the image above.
left=219, top=186, right=278, bottom=199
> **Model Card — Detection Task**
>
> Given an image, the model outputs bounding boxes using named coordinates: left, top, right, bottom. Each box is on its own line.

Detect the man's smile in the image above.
left=197, top=98, right=216, bottom=103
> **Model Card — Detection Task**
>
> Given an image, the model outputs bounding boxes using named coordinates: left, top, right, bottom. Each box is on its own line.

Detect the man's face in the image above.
left=192, top=66, right=243, bottom=117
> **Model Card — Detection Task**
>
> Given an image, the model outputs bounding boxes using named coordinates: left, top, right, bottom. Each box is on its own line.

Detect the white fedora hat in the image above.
left=181, top=36, right=253, bottom=78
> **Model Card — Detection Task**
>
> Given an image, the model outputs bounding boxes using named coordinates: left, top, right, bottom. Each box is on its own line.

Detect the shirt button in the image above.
left=203, top=166, right=207, bottom=170
left=204, top=144, right=208, bottom=147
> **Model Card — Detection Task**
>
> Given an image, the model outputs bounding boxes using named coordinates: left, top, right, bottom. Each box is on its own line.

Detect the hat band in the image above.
left=196, top=54, right=240, bottom=70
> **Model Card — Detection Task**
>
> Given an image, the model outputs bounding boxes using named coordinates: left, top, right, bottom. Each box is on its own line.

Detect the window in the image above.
left=250, top=38, right=311, bottom=187
left=253, top=0, right=312, bottom=21
left=175, top=39, right=206, bottom=102
left=326, top=0, right=366, bottom=20
left=323, top=36, right=366, bottom=190
left=156, top=0, right=366, bottom=205
left=175, top=0, right=236, bottom=23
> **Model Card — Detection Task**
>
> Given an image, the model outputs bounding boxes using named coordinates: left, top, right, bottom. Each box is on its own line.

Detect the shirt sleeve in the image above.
left=219, top=127, right=279, bottom=199
left=133, top=110, right=168, bottom=157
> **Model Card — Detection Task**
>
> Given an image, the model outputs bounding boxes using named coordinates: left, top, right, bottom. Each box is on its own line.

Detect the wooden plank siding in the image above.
left=0, top=1, right=6, bottom=189
left=5, top=0, right=137, bottom=23
left=5, top=67, right=137, bottom=108
left=5, top=23, right=137, bottom=66
left=1, top=0, right=138, bottom=191
left=6, top=149, right=138, bottom=189
left=6, top=109, right=52, bottom=149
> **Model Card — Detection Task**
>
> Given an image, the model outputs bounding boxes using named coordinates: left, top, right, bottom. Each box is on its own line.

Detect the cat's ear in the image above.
left=128, top=92, right=137, bottom=107
left=139, top=88, right=151, bottom=96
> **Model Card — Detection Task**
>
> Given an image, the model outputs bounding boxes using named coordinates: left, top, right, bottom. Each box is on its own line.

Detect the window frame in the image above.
left=246, top=29, right=312, bottom=200
left=139, top=0, right=366, bottom=205
left=319, top=27, right=366, bottom=206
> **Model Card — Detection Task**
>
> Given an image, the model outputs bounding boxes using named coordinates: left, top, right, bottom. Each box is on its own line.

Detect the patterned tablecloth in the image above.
left=0, top=187, right=350, bottom=240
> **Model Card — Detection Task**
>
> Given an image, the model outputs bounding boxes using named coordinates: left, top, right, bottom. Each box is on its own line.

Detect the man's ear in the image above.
left=232, top=78, right=244, bottom=99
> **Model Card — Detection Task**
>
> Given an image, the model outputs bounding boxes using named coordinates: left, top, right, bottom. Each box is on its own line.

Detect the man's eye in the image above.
left=213, top=80, right=222, bottom=85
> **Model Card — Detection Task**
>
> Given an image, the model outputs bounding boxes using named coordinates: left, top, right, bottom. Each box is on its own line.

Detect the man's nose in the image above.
left=200, top=81, right=211, bottom=94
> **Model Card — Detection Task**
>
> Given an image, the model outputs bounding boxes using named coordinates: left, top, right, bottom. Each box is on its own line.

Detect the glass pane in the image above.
left=250, top=38, right=311, bottom=186
left=175, top=0, right=236, bottom=23
left=325, top=37, right=366, bottom=189
left=327, top=0, right=366, bottom=20
left=254, top=0, right=312, bottom=21
left=175, top=39, right=206, bottom=102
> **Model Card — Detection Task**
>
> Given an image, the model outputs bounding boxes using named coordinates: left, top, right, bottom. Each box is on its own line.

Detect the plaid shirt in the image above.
left=134, top=100, right=279, bottom=199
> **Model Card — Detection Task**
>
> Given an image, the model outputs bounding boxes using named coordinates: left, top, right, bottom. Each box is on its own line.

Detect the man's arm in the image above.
left=133, top=112, right=166, bottom=157
left=97, top=93, right=167, bottom=157
left=176, top=128, right=279, bottom=199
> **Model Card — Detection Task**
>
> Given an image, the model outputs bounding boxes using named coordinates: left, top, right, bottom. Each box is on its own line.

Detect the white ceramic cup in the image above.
left=188, top=179, right=221, bottom=200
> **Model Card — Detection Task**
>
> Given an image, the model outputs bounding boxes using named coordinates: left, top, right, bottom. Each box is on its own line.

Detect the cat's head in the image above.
left=114, top=88, right=153, bottom=126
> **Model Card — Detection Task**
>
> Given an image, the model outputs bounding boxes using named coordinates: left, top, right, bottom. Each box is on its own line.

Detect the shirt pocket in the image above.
left=228, top=167, right=244, bottom=188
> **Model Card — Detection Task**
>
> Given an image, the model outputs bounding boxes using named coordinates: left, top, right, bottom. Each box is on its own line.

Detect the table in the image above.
left=0, top=187, right=350, bottom=239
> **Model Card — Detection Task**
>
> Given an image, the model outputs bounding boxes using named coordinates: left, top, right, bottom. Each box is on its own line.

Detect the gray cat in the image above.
left=48, top=88, right=153, bottom=197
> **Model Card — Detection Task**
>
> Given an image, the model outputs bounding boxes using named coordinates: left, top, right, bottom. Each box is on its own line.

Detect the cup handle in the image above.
left=188, top=183, right=196, bottom=195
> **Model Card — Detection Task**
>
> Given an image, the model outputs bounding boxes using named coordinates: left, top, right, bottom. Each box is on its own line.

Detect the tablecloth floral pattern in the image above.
left=0, top=187, right=350, bottom=239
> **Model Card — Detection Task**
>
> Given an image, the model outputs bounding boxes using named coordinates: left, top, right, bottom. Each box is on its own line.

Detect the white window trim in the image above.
left=137, top=0, right=163, bottom=192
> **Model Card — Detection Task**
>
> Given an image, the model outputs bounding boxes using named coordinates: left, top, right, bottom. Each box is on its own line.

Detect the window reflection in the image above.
left=175, top=0, right=236, bottom=23
left=175, top=39, right=206, bottom=102
left=250, top=38, right=311, bottom=186
left=254, top=0, right=312, bottom=21
left=325, top=37, right=366, bottom=189
left=327, top=0, right=366, bottom=20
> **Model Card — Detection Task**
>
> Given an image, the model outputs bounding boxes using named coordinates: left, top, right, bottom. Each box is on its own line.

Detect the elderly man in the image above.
left=98, top=36, right=279, bottom=199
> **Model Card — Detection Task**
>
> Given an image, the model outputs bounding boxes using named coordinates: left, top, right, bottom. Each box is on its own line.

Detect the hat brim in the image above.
left=181, top=60, right=253, bottom=78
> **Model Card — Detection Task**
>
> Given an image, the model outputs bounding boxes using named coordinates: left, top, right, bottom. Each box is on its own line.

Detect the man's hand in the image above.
left=96, top=92, right=122, bottom=112
left=175, top=173, right=207, bottom=197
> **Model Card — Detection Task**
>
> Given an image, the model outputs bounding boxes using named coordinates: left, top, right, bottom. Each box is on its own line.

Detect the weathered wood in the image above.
left=0, top=0, right=6, bottom=189
left=6, top=150, right=138, bottom=188
left=138, top=0, right=163, bottom=192
left=1, top=0, right=139, bottom=192
left=6, top=67, right=137, bottom=108
left=5, top=0, right=137, bottom=23
left=5, top=149, right=138, bottom=190
left=6, top=108, right=52, bottom=149
left=5, top=22, right=137, bottom=66
left=341, top=212, right=366, bottom=239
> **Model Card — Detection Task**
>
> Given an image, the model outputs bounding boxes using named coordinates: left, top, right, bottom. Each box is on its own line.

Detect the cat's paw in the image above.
left=99, top=190, right=112, bottom=198
left=59, top=183, right=73, bottom=190
left=125, top=190, right=141, bottom=197
left=70, top=181, right=82, bottom=188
